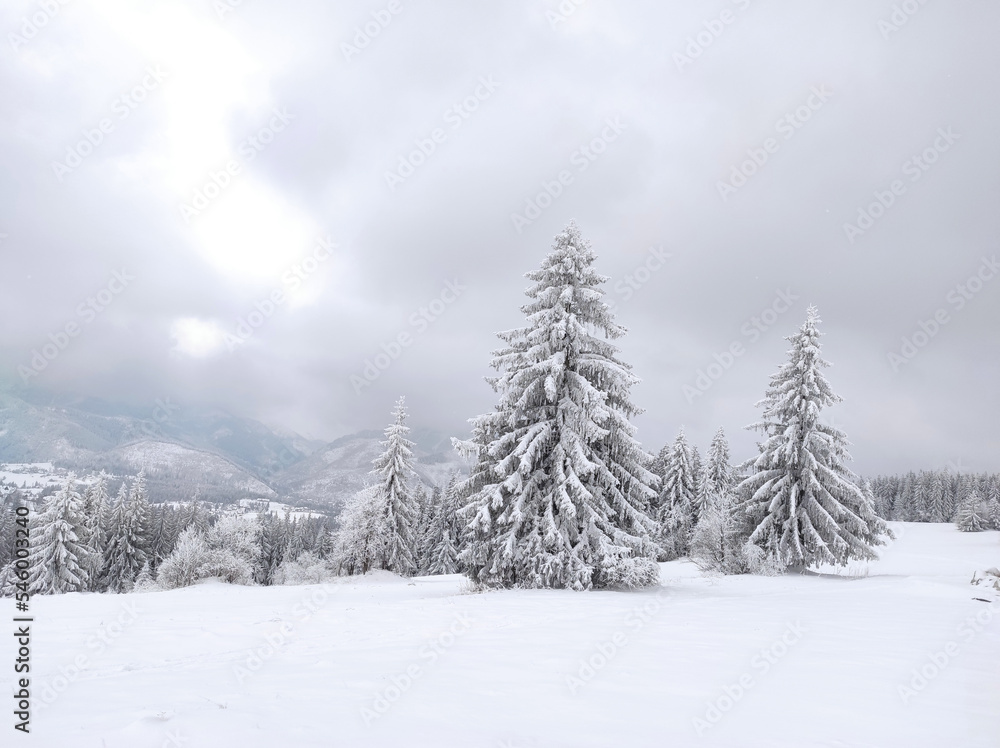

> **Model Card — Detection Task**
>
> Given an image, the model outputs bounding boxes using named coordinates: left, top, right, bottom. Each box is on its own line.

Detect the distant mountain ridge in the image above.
left=0, top=389, right=468, bottom=509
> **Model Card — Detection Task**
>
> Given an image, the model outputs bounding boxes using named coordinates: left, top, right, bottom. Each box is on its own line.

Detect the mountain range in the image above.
left=0, top=389, right=469, bottom=511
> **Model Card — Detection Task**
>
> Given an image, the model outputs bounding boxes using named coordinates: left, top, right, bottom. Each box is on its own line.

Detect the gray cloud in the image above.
left=1, top=0, right=998, bottom=474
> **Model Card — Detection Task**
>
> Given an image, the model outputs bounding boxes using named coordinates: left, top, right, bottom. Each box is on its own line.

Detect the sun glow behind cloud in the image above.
left=91, top=0, right=319, bottom=284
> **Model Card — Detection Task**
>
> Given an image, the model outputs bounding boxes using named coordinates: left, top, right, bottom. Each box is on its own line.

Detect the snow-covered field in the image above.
left=11, top=523, right=999, bottom=747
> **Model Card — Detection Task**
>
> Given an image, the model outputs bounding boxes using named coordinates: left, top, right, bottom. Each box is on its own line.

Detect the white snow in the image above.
left=11, top=522, right=999, bottom=747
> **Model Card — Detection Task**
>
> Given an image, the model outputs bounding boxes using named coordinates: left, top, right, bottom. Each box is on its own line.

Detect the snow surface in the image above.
left=9, top=522, right=999, bottom=747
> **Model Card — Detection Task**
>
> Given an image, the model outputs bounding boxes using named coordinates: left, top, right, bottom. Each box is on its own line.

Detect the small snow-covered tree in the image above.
left=155, top=515, right=260, bottom=589
left=425, top=473, right=463, bottom=576
left=705, top=427, right=735, bottom=499
left=333, top=485, right=385, bottom=575
left=656, top=429, right=698, bottom=560
left=28, top=478, right=94, bottom=595
left=955, top=490, right=989, bottom=532
left=458, top=223, right=660, bottom=590
left=102, top=476, right=149, bottom=593
left=738, top=307, right=891, bottom=571
left=156, top=527, right=209, bottom=589
left=80, top=472, right=109, bottom=588
left=333, top=398, right=421, bottom=576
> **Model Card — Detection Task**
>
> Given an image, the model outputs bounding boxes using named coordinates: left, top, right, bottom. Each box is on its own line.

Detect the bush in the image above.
left=157, top=517, right=260, bottom=590
left=599, top=552, right=661, bottom=589
left=274, top=551, right=337, bottom=585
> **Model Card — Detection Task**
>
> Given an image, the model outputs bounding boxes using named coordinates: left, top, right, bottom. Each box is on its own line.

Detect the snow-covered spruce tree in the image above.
left=705, top=427, right=735, bottom=500
left=333, top=484, right=386, bottom=575
left=656, top=429, right=698, bottom=561
left=955, top=490, right=989, bottom=532
left=425, top=473, right=463, bottom=576
left=370, top=396, right=420, bottom=574
left=27, top=478, right=94, bottom=595
left=458, top=223, right=660, bottom=591
left=333, top=397, right=421, bottom=576
left=80, top=472, right=109, bottom=588
left=101, top=475, right=150, bottom=593
left=738, top=306, right=891, bottom=571
left=414, top=484, right=436, bottom=573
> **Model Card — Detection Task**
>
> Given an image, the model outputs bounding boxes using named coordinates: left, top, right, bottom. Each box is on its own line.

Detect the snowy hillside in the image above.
left=15, top=522, right=999, bottom=747
left=274, top=429, right=469, bottom=510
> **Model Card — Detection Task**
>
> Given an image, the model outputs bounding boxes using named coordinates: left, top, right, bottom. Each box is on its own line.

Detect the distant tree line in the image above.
left=868, top=470, right=1000, bottom=531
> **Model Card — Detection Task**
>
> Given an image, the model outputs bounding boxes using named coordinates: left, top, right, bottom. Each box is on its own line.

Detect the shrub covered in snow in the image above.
left=275, top=551, right=337, bottom=585
left=156, top=515, right=262, bottom=589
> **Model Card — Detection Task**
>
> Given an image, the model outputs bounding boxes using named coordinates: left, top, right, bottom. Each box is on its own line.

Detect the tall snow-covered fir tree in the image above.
left=656, top=428, right=699, bottom=560
left=371, top=397, right=419, bottom=574
left=738, top=306, right=891, bottom=571
left=334, top=397, right=420, bottom=576
left=28, top=477, right=94, bottom=595
left=457, top=223, right=661, bottom=591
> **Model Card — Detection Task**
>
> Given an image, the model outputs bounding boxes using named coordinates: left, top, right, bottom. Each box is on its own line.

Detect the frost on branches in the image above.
left=955, top=489, right=989, bottom=532
left=458, top=223, right=661, bottom=591
left=738, top=306, right=891, bottom=571
left=28, top=477, right=94, bottom=595
left=334, top=397, right=420, bottom=576
left=655, top=428, right=698, bottom=561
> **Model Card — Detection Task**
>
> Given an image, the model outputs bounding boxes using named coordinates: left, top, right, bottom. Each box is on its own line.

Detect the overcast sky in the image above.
left=1, top=0, right=998, bottom=474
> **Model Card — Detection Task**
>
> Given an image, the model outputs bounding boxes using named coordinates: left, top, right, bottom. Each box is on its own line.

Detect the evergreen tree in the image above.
left=657, top=429, right=698, bottom=560
left=370, top=396, right=420, bottom=574
left=27, top=478, right=93, bottom=595
left=458, top=223, right=660, bottom=590
left=333, top=397, right=420, bottom=576
left=738, top=307, right=891, bottom=571
left=334, top=485, right=386, bottom=575
left=705, top=427, right=735, bottom=499
left=80, top=472, right=109, bottom=588
left=102, top=475, right=149, bottom=593
left=955, top=490, right=988, bottom=532
left=425, top=473, right=463, bottom=576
